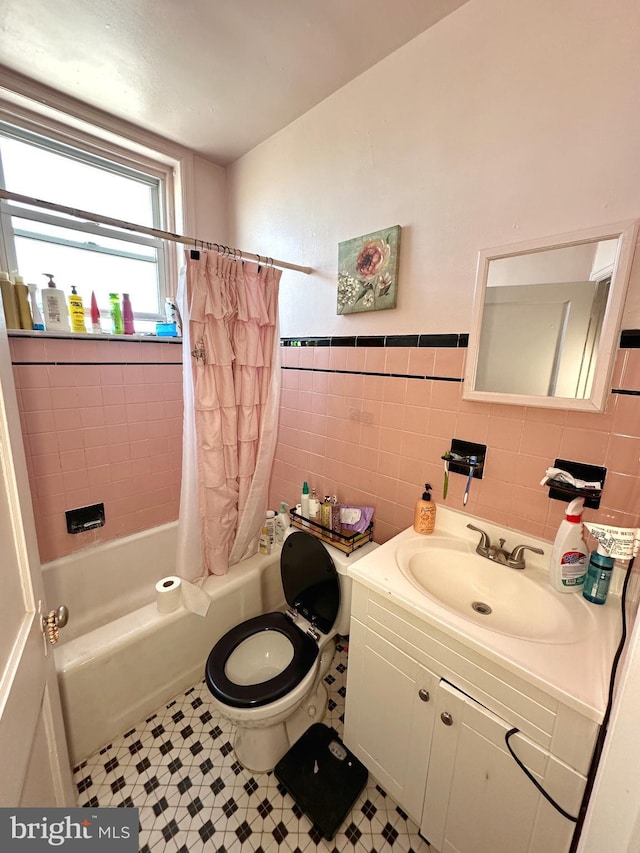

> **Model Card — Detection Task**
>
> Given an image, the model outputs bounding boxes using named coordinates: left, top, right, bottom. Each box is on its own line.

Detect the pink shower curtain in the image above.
left=176, top=250, right=281, bottom=577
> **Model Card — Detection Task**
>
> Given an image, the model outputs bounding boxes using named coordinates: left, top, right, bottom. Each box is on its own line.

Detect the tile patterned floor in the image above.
left=73, top=640, right=430, bottom=853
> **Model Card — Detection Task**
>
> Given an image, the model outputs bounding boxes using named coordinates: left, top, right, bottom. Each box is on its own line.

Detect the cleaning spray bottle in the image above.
left=549, top=498, right=588, bottom=593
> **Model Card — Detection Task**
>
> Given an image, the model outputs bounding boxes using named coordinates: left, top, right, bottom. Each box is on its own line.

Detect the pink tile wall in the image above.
left=10, top=335, right=183, bottom=563
left=269, top=343, right=640, bottom=546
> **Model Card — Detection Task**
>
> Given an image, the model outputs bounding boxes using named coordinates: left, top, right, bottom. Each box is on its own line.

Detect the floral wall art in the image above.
left=337, top=225, right=401, bottom=314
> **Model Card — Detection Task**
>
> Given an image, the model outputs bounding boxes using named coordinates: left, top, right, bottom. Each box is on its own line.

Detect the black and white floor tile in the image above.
left=73, top=641, right=430, bottom=853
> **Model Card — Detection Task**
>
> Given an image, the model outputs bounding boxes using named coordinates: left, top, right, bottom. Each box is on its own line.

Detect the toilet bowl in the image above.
left=204, top=529, right=377, bottom=772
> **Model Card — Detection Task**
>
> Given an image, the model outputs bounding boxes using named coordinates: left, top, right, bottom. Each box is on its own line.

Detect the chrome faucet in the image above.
left=466, top=524, right=544, bottom=570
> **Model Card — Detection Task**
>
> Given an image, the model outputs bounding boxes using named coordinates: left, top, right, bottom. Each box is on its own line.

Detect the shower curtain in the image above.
left=176, top=250, right=281, bottom=578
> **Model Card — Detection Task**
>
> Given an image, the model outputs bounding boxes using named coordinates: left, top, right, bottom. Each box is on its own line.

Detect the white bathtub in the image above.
left=42, top=523, right=284, bottom=766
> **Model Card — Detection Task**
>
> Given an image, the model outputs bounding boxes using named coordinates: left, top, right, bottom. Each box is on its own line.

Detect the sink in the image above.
left=396, top=537, right=588, bottom=643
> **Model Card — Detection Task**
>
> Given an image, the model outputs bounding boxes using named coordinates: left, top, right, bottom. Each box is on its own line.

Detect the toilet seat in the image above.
left=205, top=532, right=342, bottom=711
left=205, top=611, right=318, bottom=709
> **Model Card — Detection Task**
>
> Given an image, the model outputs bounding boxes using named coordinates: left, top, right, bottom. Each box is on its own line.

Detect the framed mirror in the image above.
left=463, top=220, right=638, bottom=411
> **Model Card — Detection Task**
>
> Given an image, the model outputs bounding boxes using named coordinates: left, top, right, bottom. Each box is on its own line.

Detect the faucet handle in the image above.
left=466, top=523, right=491, bottom=552
left=507, top=543, right=545, bottom=569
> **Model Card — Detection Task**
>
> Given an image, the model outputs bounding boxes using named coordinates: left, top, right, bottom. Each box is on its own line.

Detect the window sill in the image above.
left=7, top=329, right=182, bottom=344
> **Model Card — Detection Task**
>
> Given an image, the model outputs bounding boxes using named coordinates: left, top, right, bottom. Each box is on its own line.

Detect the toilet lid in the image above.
left=281, top=531, right=340, bottom=635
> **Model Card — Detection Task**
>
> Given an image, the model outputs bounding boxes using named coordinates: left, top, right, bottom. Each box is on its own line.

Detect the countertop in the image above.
left=347, top=506, right=623, bottom=723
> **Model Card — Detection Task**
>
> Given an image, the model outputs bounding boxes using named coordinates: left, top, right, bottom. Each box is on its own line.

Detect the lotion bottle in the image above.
left=549, top=498, right=588, bottom=593
left=275, top=502, right=289, bottom=545
left=414, top=483, right=436, bottom=535
left=41, top=274, right=70, bottom=331
left=68, top=286, right=86, bottom=333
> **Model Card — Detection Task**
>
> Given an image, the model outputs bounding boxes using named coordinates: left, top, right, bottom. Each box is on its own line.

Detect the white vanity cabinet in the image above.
left=344, top=583, right=597, bottom=853
left=344, top=617, right=438, bottom=823
left=423, top=681, right=585, bottom=853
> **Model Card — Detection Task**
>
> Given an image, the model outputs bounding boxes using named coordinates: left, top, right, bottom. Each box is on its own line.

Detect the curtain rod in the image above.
left=0, top=188, right=313, bottom=275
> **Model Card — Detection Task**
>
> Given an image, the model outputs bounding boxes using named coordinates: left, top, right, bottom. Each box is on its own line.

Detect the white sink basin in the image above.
left=396, top=538, right=588, bottom=643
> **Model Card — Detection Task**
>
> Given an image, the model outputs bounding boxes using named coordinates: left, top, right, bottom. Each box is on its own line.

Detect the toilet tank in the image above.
left=325, top=540, right=379, bottom=636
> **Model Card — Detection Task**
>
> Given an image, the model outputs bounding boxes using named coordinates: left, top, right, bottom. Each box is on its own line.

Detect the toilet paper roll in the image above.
left=155, top=575, right=212, bottom=617
left=156, top=576, right=182, bottom=613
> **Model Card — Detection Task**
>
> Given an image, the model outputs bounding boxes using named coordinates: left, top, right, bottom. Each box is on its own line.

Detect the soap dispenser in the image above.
left=549, top=498, right=588, bottom=593
left=413, top=484, right=436, bottom=535
left=41, top=273, right=70, bottom=331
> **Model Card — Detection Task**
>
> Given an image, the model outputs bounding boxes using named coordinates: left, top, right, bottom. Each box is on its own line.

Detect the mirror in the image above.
left=463, top=221, right=638, bottom=411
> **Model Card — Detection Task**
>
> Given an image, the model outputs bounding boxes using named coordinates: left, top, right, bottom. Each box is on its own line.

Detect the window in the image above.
left=0, top=120, right=174, bottom=332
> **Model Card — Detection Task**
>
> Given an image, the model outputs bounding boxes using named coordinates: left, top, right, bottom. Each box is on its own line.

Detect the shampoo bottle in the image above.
left=68, top=286, right=86, bottom=333
left=583, top=544, right=615, bottom=605
left=414, top=484, right=436, bottom=534
left=275, top=502, right=289, bottom=545
left=41, top=274, right=70, bottom=331
left=0, top=271, right=19, bottom=329
left=13, top=274, right=33, bottom=330
left=549, top=498, right=588, bottom=593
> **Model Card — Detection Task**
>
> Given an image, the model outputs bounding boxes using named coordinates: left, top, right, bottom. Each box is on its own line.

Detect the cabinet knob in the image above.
left=441, top=711, right=453, bottom=726
left=418, top=689, right=430, bottom=702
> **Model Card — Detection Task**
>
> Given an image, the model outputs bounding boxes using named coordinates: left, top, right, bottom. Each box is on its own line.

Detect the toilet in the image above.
left=204, top=529, right=377, bottom=772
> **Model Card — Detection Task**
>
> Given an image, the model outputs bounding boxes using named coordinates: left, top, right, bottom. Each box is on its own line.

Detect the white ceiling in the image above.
left=0, top=0, right=468, bottom=165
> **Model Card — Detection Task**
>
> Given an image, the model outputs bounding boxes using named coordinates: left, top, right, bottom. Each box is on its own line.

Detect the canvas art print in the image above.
left=337, top=225, right=401, bottom=314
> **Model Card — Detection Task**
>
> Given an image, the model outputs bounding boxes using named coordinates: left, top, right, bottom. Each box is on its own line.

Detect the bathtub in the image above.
left=42, top=523, right=285, bottom=766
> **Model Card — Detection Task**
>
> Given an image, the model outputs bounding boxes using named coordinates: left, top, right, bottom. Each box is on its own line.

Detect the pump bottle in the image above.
left=549, top=498, right=588, bottom=593
left=41, top=274, right=70, bottom=332
left=413, top=484, right=436, bottom=535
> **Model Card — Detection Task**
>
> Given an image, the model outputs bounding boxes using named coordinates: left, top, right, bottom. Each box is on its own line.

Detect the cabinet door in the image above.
left=344, top=619, right=438, bottom=823
left=422, top=681, right=583, bottom=853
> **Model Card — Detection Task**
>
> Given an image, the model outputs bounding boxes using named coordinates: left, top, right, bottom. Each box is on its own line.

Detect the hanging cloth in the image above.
left=176, top=250, right=281, bottom=577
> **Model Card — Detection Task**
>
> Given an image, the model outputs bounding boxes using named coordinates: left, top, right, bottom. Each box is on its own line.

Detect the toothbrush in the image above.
left=463, top=455, right=477, bottom=506
left=443, top=451, right=451, bottom=500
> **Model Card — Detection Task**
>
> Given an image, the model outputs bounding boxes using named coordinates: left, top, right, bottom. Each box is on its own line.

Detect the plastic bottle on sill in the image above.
left=28, top=283, right=45, bottom=330
left=68, top=286, right=86, bottom=333
left=109, top=292, right=123, bottom=334
left=122, top=293, right=135, bottom=335
left=41, top=274, right=70, bottom=332
left=14, top=274, right=33, bottom=331
left=90, top=291, right=102, bottom=333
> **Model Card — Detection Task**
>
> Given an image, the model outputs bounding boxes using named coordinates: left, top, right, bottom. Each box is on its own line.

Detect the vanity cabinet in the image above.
left=423, top=681, right=585, bottom=853
left=344, top=583, right=596, bottom=853
left=344, top=617, right=438, bottom=823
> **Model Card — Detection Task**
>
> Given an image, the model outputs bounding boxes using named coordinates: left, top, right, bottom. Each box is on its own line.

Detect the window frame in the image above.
left=0, top=105, right=179, bottom=323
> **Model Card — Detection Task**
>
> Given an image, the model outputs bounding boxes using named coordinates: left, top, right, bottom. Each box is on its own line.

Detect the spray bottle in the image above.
left=549, top=498, right=588, bottom=593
